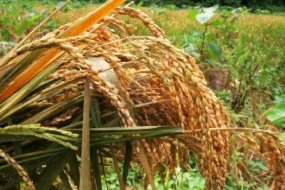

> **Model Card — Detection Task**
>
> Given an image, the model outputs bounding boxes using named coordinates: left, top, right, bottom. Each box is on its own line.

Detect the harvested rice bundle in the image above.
left=39, top=5, right=230, bottom=189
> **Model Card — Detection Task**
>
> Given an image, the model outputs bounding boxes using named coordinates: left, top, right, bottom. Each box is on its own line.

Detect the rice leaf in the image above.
left=35, top=153, right=72, bottom=190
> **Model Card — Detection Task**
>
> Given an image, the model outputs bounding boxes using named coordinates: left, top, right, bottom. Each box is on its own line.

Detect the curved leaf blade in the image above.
left=266, top=102, right=285, bottom=128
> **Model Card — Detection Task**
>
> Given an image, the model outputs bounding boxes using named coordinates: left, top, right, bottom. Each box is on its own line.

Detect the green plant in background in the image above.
left=265, top=96, right=285, bottom=130
left=228, top=32, right=285, bottom=114
left=181, top=4, right=285, bottom=189
left=149, top=4, right=165, bottom=15
left=147, top=168, right=205, bottom=190
left=100, top=162, right=205, bottom=190
left=215, top=90, right=232, bottom=105
left=185, top=5, right=222, bottom=65
left=225, top=144, right=269, bottom=190
left=184, top=5, right=244, bottom=68
left=227, top=39, right=257, bottom=112
left=0, top=1, right=57, bottom=56
left=101, top=162, right=144, bottom=189
left=0, top=2, right=55, bottom=41
left=55, top=1, right=89, bottom=12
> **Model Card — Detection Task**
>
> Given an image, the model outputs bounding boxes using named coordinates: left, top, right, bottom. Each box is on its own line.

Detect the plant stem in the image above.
left=200, top=24, right=208, bottom=61
left=80, top=78, right=91, bottom=190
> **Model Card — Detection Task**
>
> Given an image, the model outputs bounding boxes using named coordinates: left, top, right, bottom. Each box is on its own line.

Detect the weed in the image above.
left=0, top=1, right=57, bottom=42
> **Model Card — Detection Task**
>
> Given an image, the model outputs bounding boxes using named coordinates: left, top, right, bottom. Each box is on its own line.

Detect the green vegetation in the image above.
left=65, top=0, right=285, bottom=11
left=0, top=0, right=285, bottom=189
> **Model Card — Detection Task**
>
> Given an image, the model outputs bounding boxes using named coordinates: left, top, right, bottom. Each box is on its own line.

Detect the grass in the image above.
left=33, top=3, right=102, bottom=24
left=48, top=5, right=285, bottom=44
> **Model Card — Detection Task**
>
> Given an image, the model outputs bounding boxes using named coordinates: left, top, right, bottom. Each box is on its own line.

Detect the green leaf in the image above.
left=26, top=14, right=42, bottom=23
left=7, top=5, right=19, bottom=20
left=206, top=43, right=222, bottom=58
left=221, top=9, right=232, bottom=17
left=225, top=23, right=238, bottom=31
left=13, top=23, right=26, bottom=36
left=266, top=102, right=285, bottom=128
left=188, top=8, right=198, bottom=20
left=1, top=28, right=11, bottom=41
left=209, top=20, right=224, bottom=26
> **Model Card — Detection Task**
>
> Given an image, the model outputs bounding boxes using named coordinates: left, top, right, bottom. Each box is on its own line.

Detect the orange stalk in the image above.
left=0, top=50, right=64, bottom=103
left=0, top=0, right=126, bottom=104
